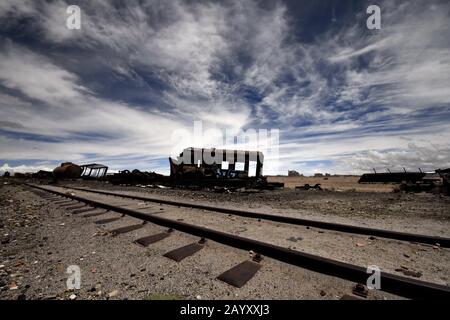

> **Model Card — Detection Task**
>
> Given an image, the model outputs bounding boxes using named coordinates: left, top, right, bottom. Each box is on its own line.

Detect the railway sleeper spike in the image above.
left=252, top=253, right=263, bottom=263
left=25, top=184, right=450, bottom=299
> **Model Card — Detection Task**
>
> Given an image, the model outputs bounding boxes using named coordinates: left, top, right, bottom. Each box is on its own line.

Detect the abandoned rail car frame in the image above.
left=168, top=147, right=279, bottom=189
left=80, top=163, right=108, bottom=179
left=171, top=147, right=264, bottom=178
left=358, top=171, right=426, bottom=183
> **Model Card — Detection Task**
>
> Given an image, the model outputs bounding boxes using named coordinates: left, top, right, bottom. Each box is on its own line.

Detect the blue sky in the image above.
left=0, top=0, right=449, bottom=175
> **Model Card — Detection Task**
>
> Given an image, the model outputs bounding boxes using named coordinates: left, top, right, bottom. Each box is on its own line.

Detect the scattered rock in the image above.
left=108, top=290, right=119, bottom=298
left=352, top=283, right=368, bottom=298
left=401, top=269, right=422, bottom=278
left=9, top=282, right=18, bottom=290
left=196, top=295, right=202, bottom=300
left=395, top=267, right=422, bottom=278
left=69, top=294, right=77, bottom=300
left=355, top=243, right=365, bottom=247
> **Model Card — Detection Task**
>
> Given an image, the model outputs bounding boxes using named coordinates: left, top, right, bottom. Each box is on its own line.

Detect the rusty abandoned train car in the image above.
left=169, top=147, right=280, bottom=189
left=52, top=162, right=109, bottom=180
left=358, top=171, right=426, bottom=184
left=53, top=162, right=82, bottom=179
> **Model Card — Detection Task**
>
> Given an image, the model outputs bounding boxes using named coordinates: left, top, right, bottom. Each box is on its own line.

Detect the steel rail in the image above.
left=64, top=185, right=450, bottom=248
left=26, top=183, right=450, bottom=299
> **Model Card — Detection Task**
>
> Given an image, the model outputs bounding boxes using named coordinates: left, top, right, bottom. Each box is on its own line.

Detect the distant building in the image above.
left=288, top=170, right=302, bottom=177
left=314, top=173, right=323, bottom=177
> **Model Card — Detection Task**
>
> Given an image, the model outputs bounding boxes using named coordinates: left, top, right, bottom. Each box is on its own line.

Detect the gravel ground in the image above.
left=0, top=182, right=403, bottom=300
left=63, top=180, right=450, bottom=237
left=45, top=185, right=450, bottom=286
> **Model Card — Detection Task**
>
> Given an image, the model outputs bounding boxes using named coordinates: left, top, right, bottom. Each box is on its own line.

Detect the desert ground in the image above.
left=1, top=176, right=449, bottom=300
left=268, top=175, right=396, bottom=192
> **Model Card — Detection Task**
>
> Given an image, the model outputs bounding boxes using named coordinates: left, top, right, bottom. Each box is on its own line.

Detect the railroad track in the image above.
left=25, top=183, right=450, bottom=299
left=65, top=185, right=450, bottom=248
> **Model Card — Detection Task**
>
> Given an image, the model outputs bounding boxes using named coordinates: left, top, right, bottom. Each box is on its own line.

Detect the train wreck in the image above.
left=80, top=163, right=109, bottom=179
left=109, top=147, right=284, bottom=190
left=358, top=168, right=449, bottom=194
left=52, top=162, right=109, bottom=180
left=358, top=170, right=426, bottom=183
left=169, top=147, right=282, bottom=189
left=437, top=168, right=450, bottom=196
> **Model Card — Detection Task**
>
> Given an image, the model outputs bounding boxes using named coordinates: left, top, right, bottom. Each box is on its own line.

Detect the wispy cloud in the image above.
left=0, top=0, right=449, bottom=175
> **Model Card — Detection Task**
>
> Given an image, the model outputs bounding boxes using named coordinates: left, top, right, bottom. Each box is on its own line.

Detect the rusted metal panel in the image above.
left=80, top=163, right=108, bottom=179
left=134, top=231, right=171, bottom=247
left=109, top=223, right=146, bottom=236
left=217, top=260, right=261, bottom=288
left=83, top=210, right=109, bottom=218
left=94, top=216, right=123, bottom=224
left=65, top=204, right=88, bottom=210
left=72, top=207, right=97, bottom=214
left=168, top=147, right=278, bottom=189
left=53, top=162, right=82, bottom=179
left=54, top=200, right=77, bottom=205
left=163, top=241, right=205, bottom=262
left=358, top=172, right=426, bottom=183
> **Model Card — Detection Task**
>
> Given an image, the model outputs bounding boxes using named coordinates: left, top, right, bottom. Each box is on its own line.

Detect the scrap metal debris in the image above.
left=359, top=167, right=449, bottom=196
left=295, top=183, right=322, bottom=190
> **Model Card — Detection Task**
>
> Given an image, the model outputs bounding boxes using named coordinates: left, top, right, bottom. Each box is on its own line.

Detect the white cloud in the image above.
left=0, top=162, right=53, bottom=175
left=0, top=0, right=449, bottom=175
left=0, top=44, right=86, bottom=101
